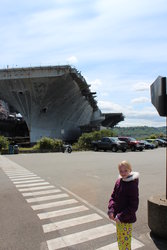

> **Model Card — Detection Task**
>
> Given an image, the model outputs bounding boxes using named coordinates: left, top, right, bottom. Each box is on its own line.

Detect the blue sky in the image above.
left=0, top=0, right=166, bottom=127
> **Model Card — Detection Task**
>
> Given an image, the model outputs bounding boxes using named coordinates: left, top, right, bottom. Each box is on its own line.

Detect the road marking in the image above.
left=9, top=176, right=41, bottom=181
left=18, top=185, right=55, bottom=192
left=13, top=179, right=44, bottom=184
left=46, top=224, right=116, bottom=250
left=22, top=189, right=61, bottom=197
left=7, top=173, right=37, bottom=177
left=5, top=172, right=34, bottom=176
left=43, top=213, right=102, bottom=233
left=26, top=193, right=69, bottom=203
left=38, top=205, right=89, bottom=220
left=0, top=157, right=145, bottom=250
left=31, top=199, right=78, bottom=210
left=61, top=185, right=111, bottom=220
left=96, top=238, right=145, bottom=249
left=15, top=182, right=50, bottom=187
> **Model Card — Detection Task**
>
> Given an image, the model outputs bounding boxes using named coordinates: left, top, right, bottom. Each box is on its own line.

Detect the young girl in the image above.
left=108, top=160, right=139, bottom=250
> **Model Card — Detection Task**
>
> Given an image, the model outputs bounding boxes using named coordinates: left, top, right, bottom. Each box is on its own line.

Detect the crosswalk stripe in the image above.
left=4, top=169, right=30, bottom=173
left=38, top=205, right=89, bottom=220
left=18, top=185, right=55, bottom=192
left=43, top=213, right=102, bottom=233
left=26, top=193, right=69, bottom=203
left=46, top=224, right=116, bottom=250
left=31, top=199, right=78, bottom=210
left=22, top=189, right=61, bottom=197
left=10, top=176, right=41, bottom=181
left=13, top=179, right=44, bottom=184
left=5, top=172, right=33, bottom=176
left=16, top=182, right=49, bottom=187
left=7, top=174, right=37, bottom=178
left=96, top=238, right=144, bottom=250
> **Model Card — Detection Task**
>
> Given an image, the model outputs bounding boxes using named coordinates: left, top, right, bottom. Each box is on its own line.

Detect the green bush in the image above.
left=0, top=136, right=9, bottom=150
left=36, top=137, right=54, bottom=150
left=75, top=129, right=115, bottom=150
left=52, top=139, right=63, bottom=151
left=36, top=137, right=63, bottom=151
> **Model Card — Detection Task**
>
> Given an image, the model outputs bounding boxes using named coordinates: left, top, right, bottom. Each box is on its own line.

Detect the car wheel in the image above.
left=112, top=146, right=118, bottom=152
left=94, top=146, right=98, bottom=151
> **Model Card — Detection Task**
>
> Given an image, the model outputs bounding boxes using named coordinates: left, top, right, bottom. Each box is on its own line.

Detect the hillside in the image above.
left=112, top=126, right=166, bottom=139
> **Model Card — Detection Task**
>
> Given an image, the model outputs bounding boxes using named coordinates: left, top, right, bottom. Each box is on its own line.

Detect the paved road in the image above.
left=0, top=148, right=166, bottom=249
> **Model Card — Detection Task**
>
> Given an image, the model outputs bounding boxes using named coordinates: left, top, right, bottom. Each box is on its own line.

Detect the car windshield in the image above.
left=111, top=137, right=120, bottom=142
left=129, top=137, right=136, bottom=141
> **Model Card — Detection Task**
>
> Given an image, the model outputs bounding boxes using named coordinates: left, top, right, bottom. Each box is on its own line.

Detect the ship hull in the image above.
left=0, top=66, right=104, bottom=142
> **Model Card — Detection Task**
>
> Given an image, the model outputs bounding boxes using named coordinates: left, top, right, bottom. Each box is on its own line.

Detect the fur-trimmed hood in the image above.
left=119, top=171, right=139, bottom=182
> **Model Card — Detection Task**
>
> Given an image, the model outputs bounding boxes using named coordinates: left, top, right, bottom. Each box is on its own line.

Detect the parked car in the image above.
left=155, top=138, right=167, bottom=147
left=91, top=137, right=127, bottom=152
left=118, top=137, right=144, bottom=151
left=146, top=139, right=159, bottom=148
left=140, top=140, right=155, bottom=149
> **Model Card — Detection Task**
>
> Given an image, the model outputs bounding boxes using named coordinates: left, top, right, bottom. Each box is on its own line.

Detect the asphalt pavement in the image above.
left=0, top=148, right=167, bottom=250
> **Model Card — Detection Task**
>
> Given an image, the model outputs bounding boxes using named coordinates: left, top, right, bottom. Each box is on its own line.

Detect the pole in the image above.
left=166, top=116, right=167, bottom=199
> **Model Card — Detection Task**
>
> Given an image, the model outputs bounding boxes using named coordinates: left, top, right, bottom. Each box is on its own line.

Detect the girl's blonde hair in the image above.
left=118, top=160, right=132, bottom=172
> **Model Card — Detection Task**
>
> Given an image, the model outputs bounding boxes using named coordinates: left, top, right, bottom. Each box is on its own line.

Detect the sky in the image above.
left=0, top=0, right=166, bottom=127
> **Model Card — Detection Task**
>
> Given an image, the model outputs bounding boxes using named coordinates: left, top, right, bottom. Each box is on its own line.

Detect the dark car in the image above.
left=92, top=137, right=127, bottom=152
left=146, top=139, right=158, bottom=148
left=118, top=137, right=144, bottom=151
left=155, top=139, right=167, bottom=147
left=140, top=140, right=155, bottom=149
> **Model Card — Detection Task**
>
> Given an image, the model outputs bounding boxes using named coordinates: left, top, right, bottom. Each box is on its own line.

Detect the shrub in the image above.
left=36, top=137, right=54, bottom=150
left=52, top=139, right=63, bottom=151
left=36, top=137, right=63, bottom=151
left=75, top=129, right=115, bottom=150
left=0, top=136, right=9, bottom=150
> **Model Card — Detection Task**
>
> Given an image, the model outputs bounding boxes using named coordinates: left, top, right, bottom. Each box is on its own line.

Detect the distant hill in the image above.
left=112, top=126, right=166, bottom=139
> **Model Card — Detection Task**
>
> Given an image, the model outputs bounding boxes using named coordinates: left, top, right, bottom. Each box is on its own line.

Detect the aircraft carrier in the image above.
left=0, top=65, right=124, bottom=142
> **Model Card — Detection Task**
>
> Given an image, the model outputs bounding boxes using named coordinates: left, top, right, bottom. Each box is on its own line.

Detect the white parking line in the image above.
left=31, top=199, right=78, bottom=210
left=43, top=213, right=102, bottom=233
left=38, top=205, right=89, bottom=220
left=46, top=224, right=116, bottom=250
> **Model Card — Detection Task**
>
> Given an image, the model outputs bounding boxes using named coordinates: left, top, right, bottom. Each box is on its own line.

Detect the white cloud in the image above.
left=98, top=101, right=123, bottom=113
left=133, top=82, right=150, bottom=91
left=66, top=56, right=78, bottom=65
left=131, top=97, right=150, bottom=104
left=98, top=100, right=165, bottom=126
left=89, top=79, right=102, bottom=92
